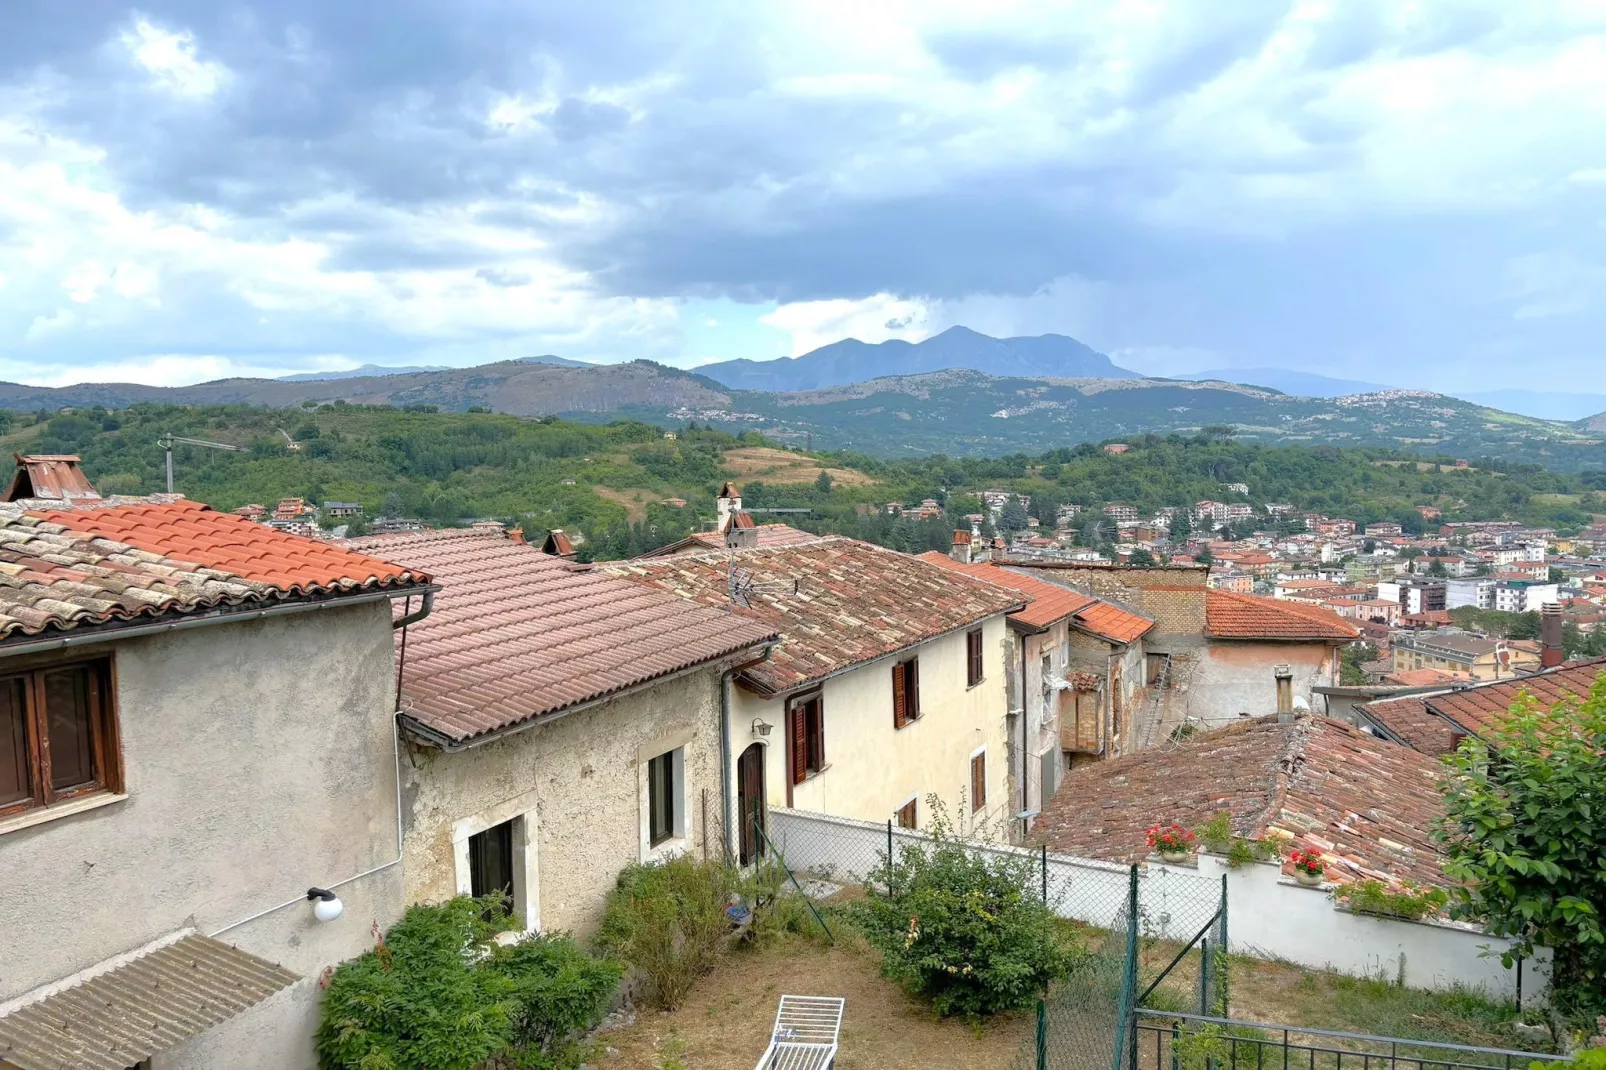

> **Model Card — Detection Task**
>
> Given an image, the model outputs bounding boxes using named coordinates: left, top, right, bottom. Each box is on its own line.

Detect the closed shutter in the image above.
left=908, top=658, right=920, bottom=720
left=967, top=630, right=983, bottom=686
left=971, top=752, right=986, bottom=811
left=790, top=704, right=807, bottom=784
left=892, top=662, right=907, bottom=728
left=807, top=698, right=825, bottom=771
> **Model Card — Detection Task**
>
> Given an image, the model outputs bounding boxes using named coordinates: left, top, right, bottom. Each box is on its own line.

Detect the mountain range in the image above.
left=695, top=326, right=1134, bottom=390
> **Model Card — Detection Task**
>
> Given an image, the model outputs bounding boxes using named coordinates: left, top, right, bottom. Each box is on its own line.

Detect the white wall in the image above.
left=766, top=807, right=1550, bottom=1008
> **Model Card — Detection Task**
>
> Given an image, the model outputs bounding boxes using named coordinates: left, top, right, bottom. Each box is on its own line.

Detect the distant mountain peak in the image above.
left=695, top=327, right=1136, bottom=391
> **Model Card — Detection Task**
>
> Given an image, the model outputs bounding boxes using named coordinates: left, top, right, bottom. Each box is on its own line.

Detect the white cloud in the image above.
left=1505, top=252, right=1606, bottom=320
left=120, top=17, right=229, bottom=98
left=761, top=294, right=933, bottom=355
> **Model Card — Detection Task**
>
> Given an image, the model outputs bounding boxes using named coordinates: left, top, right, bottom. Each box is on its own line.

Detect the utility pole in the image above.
left=157, top=433, right=248, bottom=494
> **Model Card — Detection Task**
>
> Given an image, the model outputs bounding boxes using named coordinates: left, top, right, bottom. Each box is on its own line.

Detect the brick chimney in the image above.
left=1540, top=603, right=1564, bottom=669
left=1274, top=664, right=1294, bottom=721
left=506, top=527, right=526, bottom=545
left=950, top=529, right=973, bottom=563
left=4, top=454, right=101, bottom=503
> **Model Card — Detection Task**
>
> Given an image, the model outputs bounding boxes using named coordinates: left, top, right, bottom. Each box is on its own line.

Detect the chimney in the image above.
left=726, top=525, right=759, bottom=550
left=950, top=529, right=973, bottom=563
left=4, top=454, right=101, bottom=504
left=506, top=527, right=526, bottom=545
left=1274, top=664, right=1294, bottom=721
left=541, top=529, right=576, bottom=559
left=716, top=481, right=742, bottom=532
left=1540, top=603, right=1564, bottom=669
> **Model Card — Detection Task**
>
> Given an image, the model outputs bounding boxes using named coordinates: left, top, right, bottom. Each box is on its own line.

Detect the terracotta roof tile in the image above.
left=0, top=500, right=426, bottom=642
left=1074, top=601, right=1156, bottom=645
left=1424, top=656, right=1606, bottom=734
left=1359, top=697, right=1465, bottom=756
left=1206, top=590, right=1360, bottom=641
left=1034, top=715, right=1449, bottom=889
left=918, top=553, right=1157, bottom=644
left=637, top=524, right=829, bottom=557
left=606, top=538, right=1024, bottom=694
left=346, top=529, right=778, bottom=743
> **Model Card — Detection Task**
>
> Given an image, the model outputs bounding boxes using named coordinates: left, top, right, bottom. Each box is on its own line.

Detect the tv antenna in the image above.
left=726, top=552, right=799, bottom=609
left=157, top=433, right=248, bottom=494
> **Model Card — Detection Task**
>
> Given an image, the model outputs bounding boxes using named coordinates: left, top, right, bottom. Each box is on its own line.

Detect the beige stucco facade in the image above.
left=731, top=616, right=1013, bottom=837
left=0, top=601, right=405, bottom=1070
left=1180, top=641, right=1340, bottom=730
left=399, top=666, right=726, bottom=938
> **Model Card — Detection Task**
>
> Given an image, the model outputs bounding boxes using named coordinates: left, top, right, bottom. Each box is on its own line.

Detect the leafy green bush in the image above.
left=594, top=855, right=740, bottom=1009
left=316, top=897, right=620, bottom=1070
left=1196, top=811, right=1277, bottom=867
left=1332, top=880, right=1449, bottom=921
left=845, top=800, right=1077, bottom=1018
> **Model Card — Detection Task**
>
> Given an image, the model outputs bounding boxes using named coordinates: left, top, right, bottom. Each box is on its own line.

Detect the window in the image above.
left=1, top=658, right=119, bottom=819
left=648, top=749, right=678, bottom=847
left=970, top=751, right=987, bottom=812
left=468, top=820, right=515, bottom=909
left=966, top=629, right=984, bottom=687
left=788, top=694, right=825, bottom=784
left=896, top=798, right=917, bottom=828
left=891, top=657, right=921, bottom=728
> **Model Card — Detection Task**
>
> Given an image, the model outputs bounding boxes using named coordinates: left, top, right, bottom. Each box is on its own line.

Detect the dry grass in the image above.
left=597, top=940, right=1032, bottom=1070
left=721, top=447, right=879, bottom=487
left=595, top=486, right=661, bottom=523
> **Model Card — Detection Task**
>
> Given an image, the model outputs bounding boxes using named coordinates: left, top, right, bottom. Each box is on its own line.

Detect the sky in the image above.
left=1, top=1, right=1603, bottom=390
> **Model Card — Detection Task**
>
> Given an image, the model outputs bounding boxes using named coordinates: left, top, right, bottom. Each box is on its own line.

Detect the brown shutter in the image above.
left=908, top=658, right=920, bottom=720
left=967, top=630, right=983, bottom=686
left=892, top=662, right=907, bottom=728
left=971, top=753, right=986, bottom=811
left=808, top=697, right=825, bottom=771
left=790, top=704, right=807, bottom=784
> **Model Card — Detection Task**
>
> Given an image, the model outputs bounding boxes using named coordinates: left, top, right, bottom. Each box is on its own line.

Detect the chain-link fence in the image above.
left=740, top=803, right=1228, bottom=1070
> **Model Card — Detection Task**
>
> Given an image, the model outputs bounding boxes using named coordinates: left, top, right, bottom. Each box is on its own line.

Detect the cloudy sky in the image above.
left=2, top=0, right=1603, bottom=389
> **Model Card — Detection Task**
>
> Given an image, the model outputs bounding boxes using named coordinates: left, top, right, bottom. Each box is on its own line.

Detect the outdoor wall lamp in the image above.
left=751, top=718, right=773, bottom=738
left=307, top=887, right=345, bottom=922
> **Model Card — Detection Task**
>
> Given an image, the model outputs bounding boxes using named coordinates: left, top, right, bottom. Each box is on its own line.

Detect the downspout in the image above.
left=1019, top=632, right=1030, bottom=839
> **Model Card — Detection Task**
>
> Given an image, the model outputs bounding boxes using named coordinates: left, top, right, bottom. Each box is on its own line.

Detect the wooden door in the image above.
left=738, top=743, right=766, bottom=866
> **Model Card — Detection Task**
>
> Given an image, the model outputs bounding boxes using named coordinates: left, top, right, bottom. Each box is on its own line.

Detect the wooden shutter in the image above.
left=790, top=704, right=807, bottom=784
left=807, top=697, right=825, bottom=772
left=892, top=662, right=907, bottom=728
left=967, top=630, right=983, bottom=686
left=908, top=658, right=920, bottom=720
left=971, top=753, right=986, bottom=812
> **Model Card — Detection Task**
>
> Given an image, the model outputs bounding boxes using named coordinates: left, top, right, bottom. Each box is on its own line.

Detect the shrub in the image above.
left=1197, top=811, right=1278, bottom=867
left=846, top=799, right=1077, bottom=1018
left=594, top=855, right=739, bottom=1009
left=1332, top=880, right=1448, bottom=921
left=316, top=897, right=621, bottom=1070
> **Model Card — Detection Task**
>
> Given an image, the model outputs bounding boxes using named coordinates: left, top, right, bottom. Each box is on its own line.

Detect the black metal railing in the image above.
left=1131, top=1010, right=1562, bottom=1070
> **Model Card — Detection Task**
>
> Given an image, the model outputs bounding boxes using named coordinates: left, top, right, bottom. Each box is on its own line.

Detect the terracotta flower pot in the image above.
left=1158, top=849, right=1190, bottom=864
left=1293, top=869, right=1324, bottom=887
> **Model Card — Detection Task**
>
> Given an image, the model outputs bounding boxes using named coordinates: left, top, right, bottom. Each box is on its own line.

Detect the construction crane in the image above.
left=157, top=433, right=247, bottom=494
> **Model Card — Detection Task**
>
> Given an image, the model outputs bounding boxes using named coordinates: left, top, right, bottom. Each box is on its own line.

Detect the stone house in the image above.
left=605, top=538, right=1022, bottom=847
left=916, top=550, right=1156, bottom=835
left=0, top=463, right=431, bottom=1070
left=346, top=527, right=778, bottom=937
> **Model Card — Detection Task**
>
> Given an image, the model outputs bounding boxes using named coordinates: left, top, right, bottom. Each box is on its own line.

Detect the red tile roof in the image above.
left=1206, top=590, right=1360, bottom=641
left=35, top=499, right=421, bottom=594
left=3, top=454, right=101, bottom=503
left=1423, top=656, right=1606, bottom=735
left=1034, top=715, right=1449, bottom=889
left=1074, top=600, right=1156, bottom=645
left=346, top=529, right=779, bottom=744
left=636, top=523, right=829, bottom=557
left=0, top=500, right=426, bottom=642
left=1359, top=697, right=1464, bottom=756
left=606, top=538, right=1025, bottom=695
left=920, top=554, right=1156, bottom=643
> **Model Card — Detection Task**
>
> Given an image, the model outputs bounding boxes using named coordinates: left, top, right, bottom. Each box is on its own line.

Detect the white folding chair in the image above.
left=753, top=994, right=845, bottom=1070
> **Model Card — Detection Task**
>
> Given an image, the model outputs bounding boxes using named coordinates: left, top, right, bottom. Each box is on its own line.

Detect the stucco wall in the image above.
left=400, top=667, right=723, bottom=938
left=737, top=616, right=1013, bottom=836
left=1012, top=564, right=1207, bottom=645
left=0, top=601, right=405, bottom=1070
left=1182, top=642, right=1333, bottom=728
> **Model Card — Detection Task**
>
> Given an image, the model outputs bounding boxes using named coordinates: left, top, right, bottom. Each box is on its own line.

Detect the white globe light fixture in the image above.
left=306, top=887, right=344, bottom=922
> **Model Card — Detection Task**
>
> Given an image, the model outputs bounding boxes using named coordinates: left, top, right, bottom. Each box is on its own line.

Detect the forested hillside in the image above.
left=3, top=406, right=1602, bottom=560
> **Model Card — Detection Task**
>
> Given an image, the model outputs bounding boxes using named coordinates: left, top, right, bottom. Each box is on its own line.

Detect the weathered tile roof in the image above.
left=917, top=553, right=1155, bottom=643
left=3, top=454, right=101, bottom=504
left=0, top=500, right=426, bottom=642
left=1359, top=697, right=1464, bottom=755
left=637, top=523, right=828, bottom=557
left=1034, top=715, right=1449, bottom=889
left=1206, top=590, right=1360, bottom=641
left=1424, top=656, right=1606, bottom=735
left=0, top=934, right=298, bottom=1070
left=346, top=529, right=779, bottom=744
left=606, top=538, right=1025, bottom=695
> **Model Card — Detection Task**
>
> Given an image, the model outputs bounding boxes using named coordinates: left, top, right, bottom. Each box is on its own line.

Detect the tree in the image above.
left=1168, top=511, right=1192, bottom=541
left=815, top=469, right=833, bottom=494
left=1128, top=548, right=1157, bottom=566
left=1550, top=566, right=1567, bottom=585
left=999, top=495, right=1028, bottom=532
left=1426, top=559, right=1449, bottom=578
left=1437, top=674, right=1606, bottom=1015
left=1196, top=544, right=1214, bottom=566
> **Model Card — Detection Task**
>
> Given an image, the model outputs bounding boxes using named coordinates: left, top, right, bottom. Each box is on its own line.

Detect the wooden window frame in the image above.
left=970, top=749, right=987, bottom=813
left=965, top=628, right=984, bottom=687
left=895, top=798, right=917, bottom=829
left=786, top=692, right=825, bottom=786
left=892, top=657, right=921, bottom=729
left=0, top=655, right=121, bottom=820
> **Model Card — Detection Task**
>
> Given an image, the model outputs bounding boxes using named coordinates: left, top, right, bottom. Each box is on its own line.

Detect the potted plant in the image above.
left=1287, top=847, right=1326, bottom=887
left=1146, top=823, right=1195, bottom=864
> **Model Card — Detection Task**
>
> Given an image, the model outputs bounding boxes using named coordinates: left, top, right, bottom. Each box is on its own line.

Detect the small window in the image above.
left=1, top=658, right=120, bottom=819
left=648, top=749, right=679, bottom=846
left=966, top=629, right=984, bottom=687
left=970, top=752, right=987, bottom=813
left=469, top=820, right=515, bottom=909
left=788, top=695, right=825, bottom=784
left=892, top=658, right=921, bottom=728
left=896, top=798, right=917, bottom=829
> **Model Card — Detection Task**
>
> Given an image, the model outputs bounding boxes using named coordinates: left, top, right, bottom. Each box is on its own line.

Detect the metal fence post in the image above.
left=1112, top=864, right=1139, bottom=1070
left=1219, top=873, right=1230, bottom=1016
left=1041, top=844, right=1048, bottom=903
left=1199, top=937, right=1210, bottom=1016
left=1036, top=998, right=1047, bottom=1070
left=886, top=818, right=894, bottom=895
